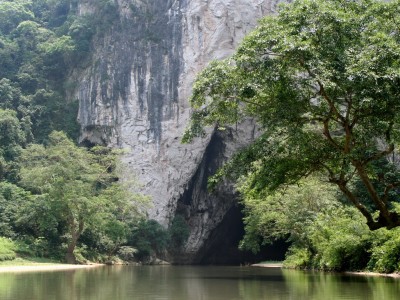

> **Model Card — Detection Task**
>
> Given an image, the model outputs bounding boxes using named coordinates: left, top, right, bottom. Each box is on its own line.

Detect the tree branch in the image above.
left=323, top=119, right=342, bottom=150
left=352, top=160, right=393, bottom=225
left=362, top=144, right=395, bottom=165
left=382, top=181, right=400, bottom=205
left=331, top=178, right=376, bottom=226
left=316, top=80, right=346, bottom=124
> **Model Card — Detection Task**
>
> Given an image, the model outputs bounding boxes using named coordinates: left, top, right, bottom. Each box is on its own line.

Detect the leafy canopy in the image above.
left=18, top=131, right=146, bottom=262
left=184, top=0, right=400, bottom=230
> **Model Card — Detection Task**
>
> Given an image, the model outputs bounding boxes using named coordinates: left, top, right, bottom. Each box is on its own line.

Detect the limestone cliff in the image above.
left=71, top=0, right=284, bottom=263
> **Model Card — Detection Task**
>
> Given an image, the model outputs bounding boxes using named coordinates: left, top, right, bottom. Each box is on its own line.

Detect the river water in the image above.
left=0, top=266, right=399, bottom=300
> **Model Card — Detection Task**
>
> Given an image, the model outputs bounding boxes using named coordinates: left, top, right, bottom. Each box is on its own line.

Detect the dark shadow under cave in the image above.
left=197, top=205, right=289, bottom=265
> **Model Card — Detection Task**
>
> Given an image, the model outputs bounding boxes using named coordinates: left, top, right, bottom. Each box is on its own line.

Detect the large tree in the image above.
left=19, top=131, right=145, bottom=263
left=184, top=0, right=400, bottom=230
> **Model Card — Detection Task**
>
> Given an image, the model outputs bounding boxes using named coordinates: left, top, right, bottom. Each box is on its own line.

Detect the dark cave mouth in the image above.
left=174, top=130, right=288, bottom=265
left=197, top=205, right=289, bottom=265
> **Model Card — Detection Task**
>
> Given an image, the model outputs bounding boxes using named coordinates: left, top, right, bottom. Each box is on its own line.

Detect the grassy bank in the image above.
left=0, top=237, right=66, bottom=269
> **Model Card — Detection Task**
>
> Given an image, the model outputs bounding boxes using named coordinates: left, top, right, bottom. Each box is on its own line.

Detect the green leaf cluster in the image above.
left=128, top=216, right=190, bottom=261
left=129, top=219, right=169, bottom=260
left=0, top=130, right=148, bottom=263
left=0, top=237, right=16, bottom=261
left=16, top=131, right=147, bottom=262
left=0, top=0, right=81, bottom=143
left=0, top=0, right=120, bottom=145
left=240, top=175, right=400, bottom=272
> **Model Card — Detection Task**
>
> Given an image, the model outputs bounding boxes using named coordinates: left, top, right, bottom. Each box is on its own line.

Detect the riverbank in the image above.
left=251, top=262, right=400, bottom=278
left=251, top=262, right=283, bottom=268
left=0, top=264, right=104, bottom=273
left=344, top=271, right=400, bottom=279
left=0, top=264, right=103, bottom=273
left=0, top=258, right=104, bottom=273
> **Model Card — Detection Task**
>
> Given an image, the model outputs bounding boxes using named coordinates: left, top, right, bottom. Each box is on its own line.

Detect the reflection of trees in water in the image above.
left=0, top=267, right=399, bottom=299
left=282, top=269, right=400, bottom=300
left=0, top=274, right=18, bottom=299
left=237, top=268, right=287, bottom=299
left=0, top=271, right=78, bottom=300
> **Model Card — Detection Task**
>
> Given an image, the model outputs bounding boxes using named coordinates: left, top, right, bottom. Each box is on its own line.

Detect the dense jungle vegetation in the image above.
left=2, top=0, right=400, bottom=273
left=185, top=0, right=400, bottom=273
left=0, top=0, right=188, bottom=264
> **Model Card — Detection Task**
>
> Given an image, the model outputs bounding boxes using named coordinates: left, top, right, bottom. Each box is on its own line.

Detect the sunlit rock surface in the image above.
left=72, top=0, right=284, bottom=263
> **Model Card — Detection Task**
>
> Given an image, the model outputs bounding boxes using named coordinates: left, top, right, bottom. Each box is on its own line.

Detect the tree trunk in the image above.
left=65, top=252, right=77, bottom=264
left=65, top=232, right=78, bottom=264
left=64, top=218, right=84, bottom=264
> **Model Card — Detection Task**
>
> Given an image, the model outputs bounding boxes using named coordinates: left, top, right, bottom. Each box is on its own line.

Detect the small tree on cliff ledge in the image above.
left=183, top=0, right=400, bottom=230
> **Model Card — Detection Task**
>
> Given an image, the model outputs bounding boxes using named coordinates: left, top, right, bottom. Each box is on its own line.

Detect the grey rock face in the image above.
left=72, top=0, right=284, bottom=263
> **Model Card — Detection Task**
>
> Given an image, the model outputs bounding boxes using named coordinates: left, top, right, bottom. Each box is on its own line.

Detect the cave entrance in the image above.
left=197, top=205, right=289, bottom=265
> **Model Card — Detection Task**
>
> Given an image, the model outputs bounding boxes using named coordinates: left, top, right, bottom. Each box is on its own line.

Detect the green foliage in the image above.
left=0, top=182, right=31, bottom=238
left=0, top=237, right=16, bottom=261
left=68, top=16, right=94, bottom=58
left=40, top=35, right=75, bottom=78
left=0, top=0, right=34, bottom=35
left=368, top=225, right=400, bottom=273
left=130, top=219, right=169, bottom=260
left=185, top=0, right=400, bottom=230
left=239, top=174, right=400, bottom=272
left=283, top=247, right=312, bottom=269
left=307, top=207, right=371, bottom=271
left=168, top=215, right=190, bottom=250
left=0, top=0, right=121, bottom=144
left=239, top=175, right=339, bottom=253
left=92, top=218, right=130, bottom=259
left=0, top=109, right=26, bottom=158
left=0, top=37, right=19, bottom=78
left=0, top=237, right=57, bottom=261
left=0, top=0, right=101, bottom=142
left=0, top=0, right=158, bottom=264
left=117, top=246, right=138, bottom=261
left=0, top=109, right=27, bottom=181
left=284, top=207, right=376, bottom=272
left=127, top=216, right=189, bottom=261
left=18, top=131, right=145, bottom=262
left=18, top=236, right=61, bottom=259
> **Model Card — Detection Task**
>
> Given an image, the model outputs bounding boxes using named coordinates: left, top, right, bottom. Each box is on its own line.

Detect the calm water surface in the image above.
left=0, top=266, right=399, bottom=300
